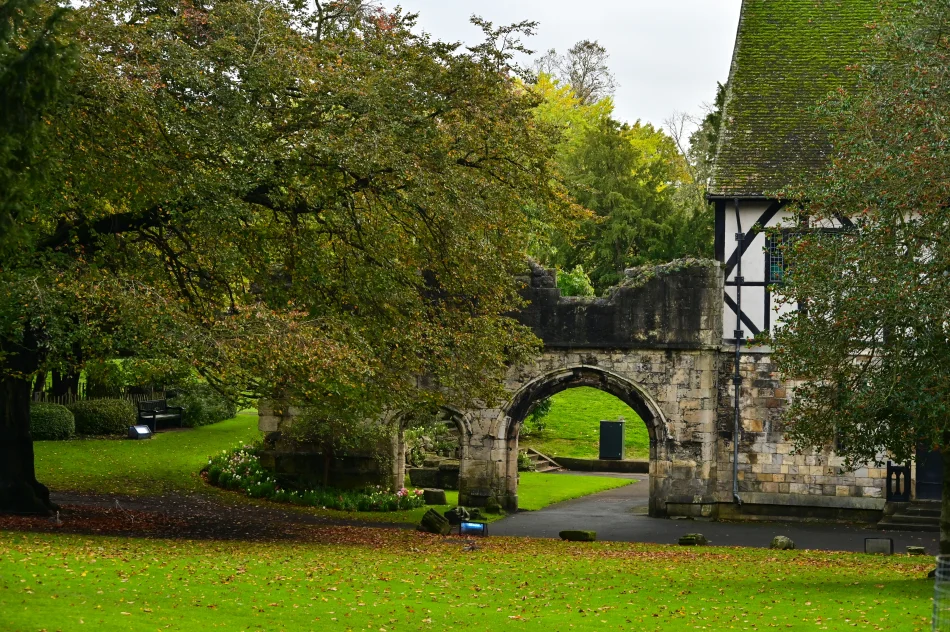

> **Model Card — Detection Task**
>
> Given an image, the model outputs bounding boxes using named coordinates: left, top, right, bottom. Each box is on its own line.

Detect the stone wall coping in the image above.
left=732, top=492, right=885, bottom=511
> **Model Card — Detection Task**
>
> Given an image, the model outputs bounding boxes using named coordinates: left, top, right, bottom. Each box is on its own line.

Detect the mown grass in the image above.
left=520, top=387, right=651, bottom=459
left=34, top=412, right=262, bottom=496
left=32, top=413, right=631, bottom=524
left=0, top=530, right=932, bottom=631
left=517, top=472, right=632, bottom=511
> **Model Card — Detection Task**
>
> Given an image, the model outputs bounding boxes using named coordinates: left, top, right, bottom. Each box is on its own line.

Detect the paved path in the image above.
left=492, top=472, right=940, bottom=554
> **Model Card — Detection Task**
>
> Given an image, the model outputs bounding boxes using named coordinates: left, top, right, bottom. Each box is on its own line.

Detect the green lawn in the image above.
left=520, top=387, right=651, bottom=459
left=32, top=413, right=630, bottom=524
left=0, top=531, right=932, bottom=631
left=34, top=412, right=262, bottom=496
left=517, top=472, right=632, bottom=511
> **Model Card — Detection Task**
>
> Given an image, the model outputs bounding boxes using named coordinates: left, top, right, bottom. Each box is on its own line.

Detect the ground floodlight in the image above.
left=128, top=425, right=153, bottom=440
left=460, top=521, right=487, bottom=537
left=865, top=538, right=893, bottom=555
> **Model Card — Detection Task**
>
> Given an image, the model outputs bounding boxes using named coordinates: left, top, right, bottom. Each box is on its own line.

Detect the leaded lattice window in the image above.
left=766, top=234, right=785, bottom=284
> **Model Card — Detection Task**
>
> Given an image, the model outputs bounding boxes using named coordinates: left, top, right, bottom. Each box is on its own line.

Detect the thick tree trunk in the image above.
left=50, top=369, right=81, bottom=398
left=0, top=333, right=57, bottom=515
left=942, top=441, right=950, bottom=555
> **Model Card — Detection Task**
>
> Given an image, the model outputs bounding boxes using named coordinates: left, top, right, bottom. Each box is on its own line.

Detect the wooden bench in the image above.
left=137, top=399, right=184, bottom=432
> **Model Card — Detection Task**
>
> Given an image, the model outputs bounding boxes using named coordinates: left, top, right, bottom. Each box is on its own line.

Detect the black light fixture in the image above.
left=128, top=425, right=153, bottom=440
left=460, top=521, right=488, bottom=537
left=865, top=537, right=894, bottom=555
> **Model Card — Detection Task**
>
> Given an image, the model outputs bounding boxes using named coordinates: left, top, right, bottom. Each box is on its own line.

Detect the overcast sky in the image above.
left=385, top=1, right=743, bottom=132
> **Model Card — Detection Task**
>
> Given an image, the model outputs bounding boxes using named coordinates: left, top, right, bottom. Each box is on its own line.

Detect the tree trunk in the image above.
left=0, top=331, right=57, bottom=515
left=50, top=369, right=81, bottom=399
left=32, top=371, right=46, bottom=395
left=322, top=442, right=334, bottom=488
left=942, top=440, right=950, bottom=554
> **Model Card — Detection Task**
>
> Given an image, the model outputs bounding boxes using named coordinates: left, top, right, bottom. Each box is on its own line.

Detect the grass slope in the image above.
left=0, top=531, right=932, bottom=631
left=34, top=412, right=262, bottom=495
left=520, top=387, right=651, bottom=459
left=33, top=413, right=627, bottom=523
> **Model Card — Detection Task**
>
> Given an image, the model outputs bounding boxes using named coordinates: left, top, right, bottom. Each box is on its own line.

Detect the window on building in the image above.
left=766, top=233, right=785, bottom=284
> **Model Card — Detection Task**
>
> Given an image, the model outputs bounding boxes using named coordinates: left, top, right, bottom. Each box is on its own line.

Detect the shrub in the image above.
left=67, top=398, right=136, bottom=435
left=206, top=445, right=426, bottom=512
left=30, top=403, right=75, bottom=440
left=168, top=384, right=237, bottom=427
left=517, top=449, right=535, bottom=472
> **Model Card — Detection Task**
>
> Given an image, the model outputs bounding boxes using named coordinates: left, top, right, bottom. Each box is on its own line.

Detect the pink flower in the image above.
left=414, top=489, right=424, bottom=496
left=396, top=488, right=408, bottom=498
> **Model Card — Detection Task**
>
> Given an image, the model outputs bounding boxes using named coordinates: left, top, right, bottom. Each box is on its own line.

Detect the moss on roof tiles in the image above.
left=710, top=0, right=883, bottom=198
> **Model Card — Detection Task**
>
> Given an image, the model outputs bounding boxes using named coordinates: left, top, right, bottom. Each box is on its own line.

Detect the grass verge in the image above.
left=0, top=530, right=932, bottom=631
left=520, top=387, right=651, bottom=459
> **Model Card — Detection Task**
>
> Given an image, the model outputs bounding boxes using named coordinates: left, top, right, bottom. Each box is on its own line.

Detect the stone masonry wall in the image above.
left=715, top=352, right=887, bottom=517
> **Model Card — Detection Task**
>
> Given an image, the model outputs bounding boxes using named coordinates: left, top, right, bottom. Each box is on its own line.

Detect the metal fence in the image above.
left=31, top=390, right=167, bottom=406
left=934, top=556, right=950, bottom=630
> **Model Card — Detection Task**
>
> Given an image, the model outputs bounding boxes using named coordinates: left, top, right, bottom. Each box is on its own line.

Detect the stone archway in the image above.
left=502, top=365, right=670, bottom=516
left=395, top=407, right=472, bottom=493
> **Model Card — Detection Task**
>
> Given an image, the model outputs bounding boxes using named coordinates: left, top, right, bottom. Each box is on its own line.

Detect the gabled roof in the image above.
left=709, top=0, right=882, bottom=199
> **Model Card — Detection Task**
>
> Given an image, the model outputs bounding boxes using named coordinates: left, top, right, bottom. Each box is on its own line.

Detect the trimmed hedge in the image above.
left=67, top=398, right=136, bottom=436
left=168, top=384, right=237, bottom=427
left=30, top=403, right=75, bottom=440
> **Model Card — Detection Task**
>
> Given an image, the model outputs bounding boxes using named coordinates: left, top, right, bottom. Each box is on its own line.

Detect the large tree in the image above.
left=770, top=0, right=950, bottom=550
left=527, top=64, right=713, bottom=293
left=0, top=0, right=567, bottom=514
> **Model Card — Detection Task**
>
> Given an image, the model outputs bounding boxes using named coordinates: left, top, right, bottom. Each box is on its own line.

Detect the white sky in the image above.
left=386, top=1, right=743, bottom=131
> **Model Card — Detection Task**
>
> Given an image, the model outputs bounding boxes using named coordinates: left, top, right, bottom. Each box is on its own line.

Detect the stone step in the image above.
left=523, top=447, right=563, bottom=472
left=884, top=514, right=939, bottom=526
left=903, top=506, right=941, bottom=518
left=878, top=519, right=939, bottom=532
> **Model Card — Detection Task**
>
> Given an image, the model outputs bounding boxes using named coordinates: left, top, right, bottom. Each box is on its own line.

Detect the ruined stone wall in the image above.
left=452, top=260, right=727, bottom=516
left=714, top=352, right=887, bottom=520
left=256, top=258, right=895, bottom=522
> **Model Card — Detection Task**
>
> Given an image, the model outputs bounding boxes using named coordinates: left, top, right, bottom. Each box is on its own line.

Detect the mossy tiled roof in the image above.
left=709, top=0, right=882, bottom=198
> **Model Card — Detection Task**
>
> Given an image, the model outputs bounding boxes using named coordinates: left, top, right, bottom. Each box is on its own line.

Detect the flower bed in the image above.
left=206, top=445, right=426, bottom=512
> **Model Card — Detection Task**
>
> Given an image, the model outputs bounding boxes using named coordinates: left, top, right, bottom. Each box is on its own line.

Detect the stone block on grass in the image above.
left=907, top=546, right=926, bottom=556
left=418, top=509, right=451, bottom=535
left=443, top=506, right=470, bottom=526
left=678, top=533, right=708, bottom=546
left=423, top=488, right=447, bottom=505
left=770, top=535, right=795, bottom=550
left=559, top=530, right=596, bottom=542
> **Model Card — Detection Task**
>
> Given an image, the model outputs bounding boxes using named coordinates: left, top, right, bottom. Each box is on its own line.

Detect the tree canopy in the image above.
left=527, top=69, right=713, bottom=292
left=768, top=0, right=950, bottom=550
left=0, top=0, right=569, bottom=513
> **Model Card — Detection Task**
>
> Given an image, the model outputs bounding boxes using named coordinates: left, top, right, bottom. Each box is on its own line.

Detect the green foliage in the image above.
left=521, top=396, right=551, bottom=436
left=517, top=449, right=534, bottom=472
left=0, top=0, right=74, bottom=253
left=0, top=533, right=933, bottom=631
left=556, top=265, right=595, bottom=297
left=168, top=383, right=237, bottom=428
left=66, top=398, right=135, bottom=436
left=28, top=402, right=73, bottom=440
left=527, top=63, right=713, bottom=293
left=1, top=1, right=572, bottom=501
left=207, top=444, right=426, bottom=512
left=519, top=387, right=649, bottom=459
left=770, top=0, right=950, bottom=471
